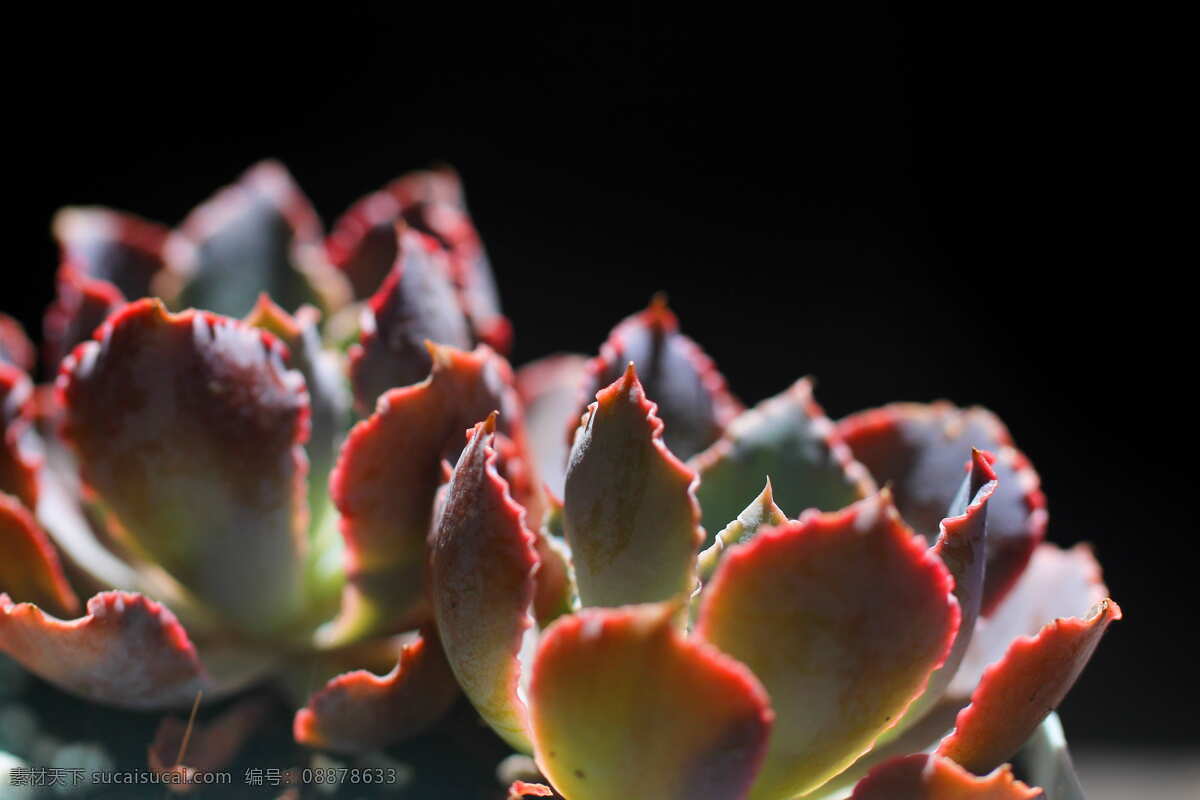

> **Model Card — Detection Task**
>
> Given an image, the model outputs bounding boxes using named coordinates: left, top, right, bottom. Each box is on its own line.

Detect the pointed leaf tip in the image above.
left=563, top=366, right=702, bottom=609
left=839, top=402, right=1046, bottom=614
left=696, top=491, right=960, bottom=799
left=937, top=597, right=1121, bottom=775
left=579, top=301, right=741, bottom=460
left=431, top=418, right=537, bottom=750
left=692, top=378, right=874, bottom=542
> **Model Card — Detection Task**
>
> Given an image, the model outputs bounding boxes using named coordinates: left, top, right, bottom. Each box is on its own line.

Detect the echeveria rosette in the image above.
left=438, top=301, right=1119, bottom=800
left=0, top=162, right=524, bottom=764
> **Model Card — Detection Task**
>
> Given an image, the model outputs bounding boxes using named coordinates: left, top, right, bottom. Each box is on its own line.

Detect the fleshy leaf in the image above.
left=59, top=299, right=310, bottom=635
left=691, top=378, right=875, bottom=543
left=326, top=189, right=407, bottom=299
left=149, top=695, right=274, bottom=784
left=1, top=364, right=40, bottom=509
left=516, top=354, right=590, bottom=500
left=0, top=492, right=79, bottom=616
left=327, top=343, right=529, bottom=642
left=165, top=161, right=347, bottom=317
left=937, top=598, right=1121, bottom=775
left=508, top=782, right=558, bottom=799
left=0, top=314, right=35, bottom=371
left=949, top=543, right=1107, bottom=698
left=43, top=266, right=126, bottom=371
left=530, top=603, right=772, bottom=800
left=349, top=226, right=472, bottom=413
left=52, top=206, right=169, bottom=299
left=579, top=297, right=741, bottom=461
left=245, top=295, right=349, bottom=532
left=880, top=449, right=998, bottom=743
left=293, top=630, right=458, bottom=754
left=838, top=403, right=1046, bottom=614
left=851, top=754, right=1043, bottom=799
left=430, top=415, right=538, bottom=750
left=0, top=591, right=206, bottom=709
left=533, top=522, right=576, bottom=628
left=387, top=166, right=511, bottom=352
left=696, top=479, right=788, bottom=586
left=562, top=363, right=703, bottom=609
left=696, top=491, right=960, bottom=800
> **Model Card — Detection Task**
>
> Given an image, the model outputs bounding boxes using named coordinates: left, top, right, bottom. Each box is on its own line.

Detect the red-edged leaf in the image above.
left=579, top=297, right=741, bottom=461
left=164, top=161, right=348, bottom=317
left=387, top=166, right=511, bottom=352
left=349, top=226, right=472, bottom=412
left=532, top=514, right=576, bottom=628
left=508, top=781, right=558, bottom=799
left=881, top=449, right=998, bottom=743
left=149, top=695, right=274, bottom=788
left=0, top=314, right=35, bottom=371
left=949, top=543, right=1108, bottom=698
left=530, top=603, right=773, bottom=800
left=327, top=343, right=529, bottom=642
left=59, top=299, right=310, bottom=635
left=0, top=591, right=206, bottom=709
left=563, top=363, right=703, bottom=609
left=0, top=492, right=79, bottom=616
left=937, top=598, right=1121, bottom=775
left=326, top=188, right=407, bottom=299
left=695, top=479, right=788, bottom=586
left=696, top=491, right=961, bottom=800
left=839, top=403, right=1046, bottom=615
left=1, top=364, right=41, bottom=509
left=293, top=630, right=458, bottom=754
left=53, top=206, right=168, bottom=299
left=691, top=378, right=874, bottom=543
left=517, top=354, right=590, bottom=500
left=430, top=415, right=538, bottom=750
left=851, top=754, right=1043, bottom=799
left=43, top=265, right=126, bottom=371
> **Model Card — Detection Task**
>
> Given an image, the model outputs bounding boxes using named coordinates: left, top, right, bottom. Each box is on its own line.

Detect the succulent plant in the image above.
left=0, top=162, right=1117, bottom=799
left=438, top=301, right=1121, bottom=800
left=0, top=161, right=520, bottom=769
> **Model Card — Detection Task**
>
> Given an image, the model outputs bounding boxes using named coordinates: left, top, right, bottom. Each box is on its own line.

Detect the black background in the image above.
left=7, top=5, right=1188, bottom=748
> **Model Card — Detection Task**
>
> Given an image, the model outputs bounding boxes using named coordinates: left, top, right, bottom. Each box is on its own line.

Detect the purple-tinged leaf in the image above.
left=696, top=491, right=960, bottom=800
left=563, top=363, right=703, bottom=609
left=59, top=299, right=310, bottom=635
left=839, top=403, right=1047, bottom=615
left=164, top=161, right=349, bottom=317
left=879, top=449, right=998, bottom=743
left=430, top=415, right=537, bottom=750
left=579, top=298, right=741, bottom=461
left=691, top=378, right=874, bottom=544
left=387, top=166, right=511, bottom=353
left=328, top=343, right=531, bottom=642
left=349, top=226, right=472, bottom=413
left=326, top=189, right=406, bottom=299
left=530, top=603, right=773, bottom=800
